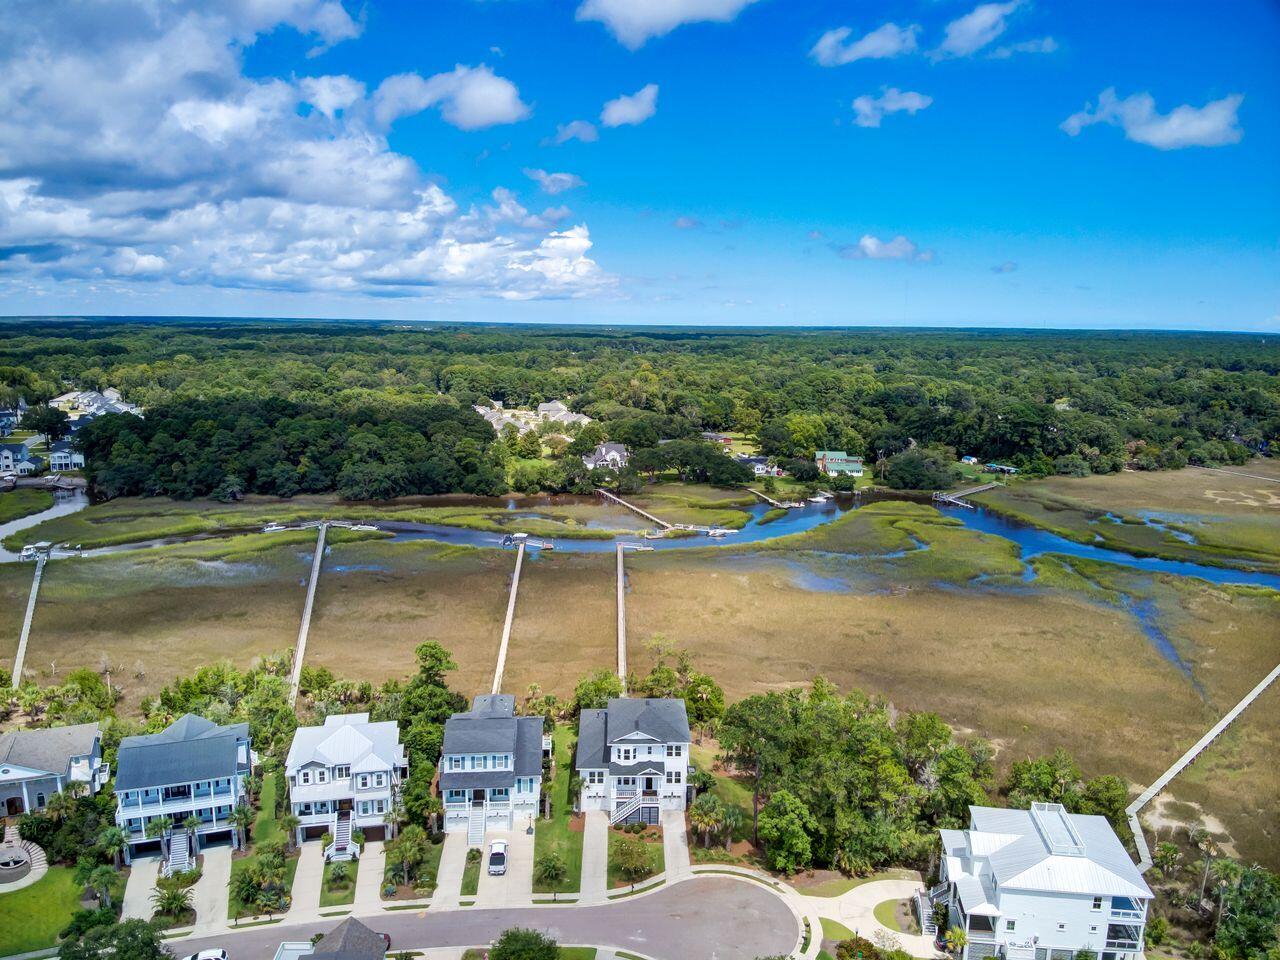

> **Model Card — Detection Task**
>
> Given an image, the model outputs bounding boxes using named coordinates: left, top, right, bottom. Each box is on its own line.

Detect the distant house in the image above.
left=583, top=442, right=630, bottom=471
left=0, top=409, right=17, bottom=436
left=440, top=694, right=543, bottom=844
left=0, top=444, right=44, bottom=476
left=576, top=698, right=691, bottom=825
left=48, top=440, right=85, bottom=472
left=815, top=450, right=864, bottom=478
left=961, top=456, right=979, bottom=465
left=0, top=722, right=107, bottom=817
left=986, top=463, right=1019, bottom=475
left=50, top=389, right=142, bottom=419
left=273, top=917, right=388, bottom=960
left=736, top=455, right=783, bottom=477
left=114, top=714, right=252, bottom=870
left=285, top=713, right=407, bottom=860
left=701, top=431, right=733, bottom=446
left=927, top=803, right=1151, bottom=960
left=536, top=400, right=569, bottom=419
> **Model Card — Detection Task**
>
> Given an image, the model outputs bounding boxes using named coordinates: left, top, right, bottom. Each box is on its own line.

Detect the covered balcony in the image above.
left=1105, top=923, right=1143, bottom=952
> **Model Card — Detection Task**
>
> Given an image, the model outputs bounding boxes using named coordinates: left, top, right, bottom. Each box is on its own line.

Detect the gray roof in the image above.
left=310, top=918, right=386, bottom=960
left=0, top=722, right=100, bottom=777
left=441, top=696, right=542, bottom=778
left=575, top=708, right=608, bottom=770
left=603, top=698, right=689, bottom=745
left=115, top=714, right=249, bottom=791
left=439, top=769, right=517, bottom=790
left=609, top=760, right=666, bottom=777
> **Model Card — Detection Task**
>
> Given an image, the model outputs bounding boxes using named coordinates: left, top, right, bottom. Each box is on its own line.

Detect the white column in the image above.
left=20, top=781, right=30, bottom=813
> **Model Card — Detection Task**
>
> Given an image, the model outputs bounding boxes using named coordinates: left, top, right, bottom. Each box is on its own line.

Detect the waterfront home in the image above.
left=582, top=441, right=630, bottom=471
left=736, top=455, right=783, bottom=477
left=925, top=803, right=1151, bottom=960
left=961, top=456, right=979, bottom=465
left=114, top=715, right=252, bottom=871
left=48, top=440, right=85, bottom=472
left=0, top=722, right=107, bottom=817
left=814, top=450, right=864, bottom=478
left=273, top=917, right=388, bottom=960
left=576, top=698, right=691, bottom=825
left=0, top=443, right=40, bottom=475
left=440, top=695, right=543, bottom=846
left=285, top=713, right=407, bottom=861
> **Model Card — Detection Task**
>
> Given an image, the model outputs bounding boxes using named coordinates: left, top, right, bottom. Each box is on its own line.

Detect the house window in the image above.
left=449, top=756, right=463, bottom=771
left=36, top=792, right=46, bottom=808
left=359, top=801, right=370, bottom=816
left=316, top=769, right=327, bottom=784
left=1005, top=920, right=1016, bottom=932
left=300, top=771, right=311, bottom=785
left=1089, top=926, right=1098, bottom=935
left=375, top=800, right=386, bottom=814
left=357, top=774, right=370, bottom=789
left=374, top=773, right=385, bottom=787
left=1056, top=923, right=1066, bottom=932
left=618, top=747, right=634, bottom=761
left=1091, top=896, right=1102, bottom=910
left=587, top=771, right=604, bottom=785
left=335, top=765, right=350, bottom=779
left=665, top=771, right=682, bottom=785
left=665, top=744, right=683, bottom=757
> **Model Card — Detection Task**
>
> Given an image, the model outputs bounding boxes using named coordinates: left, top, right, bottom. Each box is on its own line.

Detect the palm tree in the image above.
left=945, top=926, right=968, bottom=957
left=230, top=805, right=255, bottom=851
left=44, top=790, right=71, bottom=823
left=1210, top=858, right=1243, bottom=930
left=63, top=780, right=88, bottom=801
left=1152, top=841, right=1181, bottom=878
left=689, top=793, right=724, bottom=848
left=720, top=804, right=744, bottom=852
left=280, top=813, right=301, bottom=852
left=151, top=884, right=193, bottom=920
left=87, top=864, right=117, bottom=910
left=99, top=826, right=128, bottom=869
left=533, top=852, right=567, bottom=901
left=421, top=797, right=443, bottom=835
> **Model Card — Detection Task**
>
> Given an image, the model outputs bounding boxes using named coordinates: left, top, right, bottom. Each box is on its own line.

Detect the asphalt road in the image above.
left=175, top=876, right=798, bottom=960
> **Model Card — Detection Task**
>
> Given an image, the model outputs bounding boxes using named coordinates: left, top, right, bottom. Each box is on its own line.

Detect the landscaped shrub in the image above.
left=60, top=907, right=117, bottom=941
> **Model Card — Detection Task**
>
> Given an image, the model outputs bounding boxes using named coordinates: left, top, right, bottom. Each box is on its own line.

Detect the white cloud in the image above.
left=852, top=88, right=933, bottom=128
left=838, top=235, right=934, bottom=262
left=546, top=120, right=600, bottom=145
left=672, top=216, right=703, bottom=230
left=810, top=23, right=920, bottom=67
left=299, top=75, right=366, bottom=118
left=601, top=84, right=659, bottom=128
left=524, top=168, right=586, bottom=194
left=990, top=36, right=1057, bottom=59
left=0, top=0, right=611, bottom=302
left=577, top=0, right=759, bottom=49
left=934, top=1, right=1022, bottom=60
left=373, top=65, right=530, bottom=131
left=1061, top=88, right=1244, bottom=150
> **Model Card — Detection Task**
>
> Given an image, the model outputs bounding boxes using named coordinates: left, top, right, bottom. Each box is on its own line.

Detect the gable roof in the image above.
left=0, top=722, right=100, bottom=777
left=115, top=714, right=248, bottom=791
left=604, top=698, right=689, bottom=745
left=286, top=713, right=405, bottom=774
left=309, top=918, right=386, bottom=960
left=439, top=696, right=541, bottom=788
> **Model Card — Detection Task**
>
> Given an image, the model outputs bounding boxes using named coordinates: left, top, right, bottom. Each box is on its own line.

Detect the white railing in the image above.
left=610, top=794, right=643, bottom=825
left=1111, top=908, right=1144, bottom=921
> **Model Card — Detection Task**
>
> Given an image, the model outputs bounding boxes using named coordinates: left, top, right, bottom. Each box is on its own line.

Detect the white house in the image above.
left=0, top=722, right=107, bottom=817
left=582, top=442, right=630, bottom=471
left=736, top=455, right=783, bottom=477
left=439, top=695, right=543, bottom=846
left=576, top=698, right=691, bottom=825
left=48, top=441, right=85, bottom=472
left=285, top=713, right=407, bottom=861
left=50, top=389, right=142, bottom=419
left=114, top=715, right=252, bottom=872
left=926, top=803, right=1151, bottom=960
left=0, top=444, right=43, bottom=475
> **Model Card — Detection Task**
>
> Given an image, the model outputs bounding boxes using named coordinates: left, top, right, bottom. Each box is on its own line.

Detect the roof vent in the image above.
left=1030, top=802, right=1087, bottom=856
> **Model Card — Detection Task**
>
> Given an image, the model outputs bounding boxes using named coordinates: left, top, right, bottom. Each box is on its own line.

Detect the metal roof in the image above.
left=286, top=713, right=405, bottom=774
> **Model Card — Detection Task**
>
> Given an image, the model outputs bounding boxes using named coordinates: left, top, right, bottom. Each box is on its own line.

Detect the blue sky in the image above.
left=0, top=0, right=1276, bottom=329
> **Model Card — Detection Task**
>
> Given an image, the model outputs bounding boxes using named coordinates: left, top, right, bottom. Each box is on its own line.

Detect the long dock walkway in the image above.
left=933, top=482, right=1000, bottom=508
left=616, top=544, right=627, bottom=687
left=491, top=541, right=526, bottom=695
left=1127, top=659, right=1280, bottom=870
left=747, top=488, right=785, bottom=508
left=287, top=522, right=328, bottom=706
left=10, top=556, right=46, bottom=688
left=596, top=489, right=672, bottom=530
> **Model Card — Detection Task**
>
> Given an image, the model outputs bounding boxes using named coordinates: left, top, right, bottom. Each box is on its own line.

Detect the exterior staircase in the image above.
left=610, top=793, right=643, bottom=826
left=466, top=805, right=486, bottom=848
left=325, top=810, right=357, bottom=861
left=164, top=831, right=190, bottom=877
left=21, top=840, right=47, bottom=872
left=917, top=884, right=946, bottom=938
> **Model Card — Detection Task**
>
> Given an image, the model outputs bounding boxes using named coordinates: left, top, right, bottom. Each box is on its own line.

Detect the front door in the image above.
left=4, top=797, right=20, bottom=816
left=643, top=776, right=655, bottom=794
left=338, top=798, right=353, bottom=812
left=472, top=788, right=485, bottom=803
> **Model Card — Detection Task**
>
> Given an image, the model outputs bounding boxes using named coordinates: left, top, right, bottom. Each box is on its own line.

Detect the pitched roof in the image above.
left=604, top=698, right=689, bottom=745
left=115, top=714, right=248, bottom=791
left=0, top=722, right=100, bottom=777
left=575, top=708, right=608, bottom=770
left=310, top=918, right=386, bottom=960
left=285, top=713, right=405, bottom=773
left=439, top=696, right=541, bottom=788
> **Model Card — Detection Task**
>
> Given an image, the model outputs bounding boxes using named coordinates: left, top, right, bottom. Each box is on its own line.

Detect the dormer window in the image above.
left=335, top=765, right=350, bottom=779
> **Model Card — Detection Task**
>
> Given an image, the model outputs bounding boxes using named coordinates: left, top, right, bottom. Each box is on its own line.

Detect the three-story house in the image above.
left=575, top=698, right=691, bottom=825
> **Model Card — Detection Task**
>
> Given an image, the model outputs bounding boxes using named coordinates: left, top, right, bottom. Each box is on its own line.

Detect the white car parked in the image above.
left=487, top=839, right=508, bottom=876
left=181, top=950, right=228, bottom=960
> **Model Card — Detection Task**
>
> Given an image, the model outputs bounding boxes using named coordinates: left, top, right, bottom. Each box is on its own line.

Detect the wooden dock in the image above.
left=287, top=522, right=327, bottom=706
left=491, top=540, right=526, bottom=695
left=10, top=556, right=46, bottom=689
left=1127, top=658, right=1280, bottom=870
left=934, top=482, right=1000, bottom=508
left=747, top=488, right=786, bottom=508
left=616, top=544, right=627, bottom=688
left=596, top=489, right=672, bottom=530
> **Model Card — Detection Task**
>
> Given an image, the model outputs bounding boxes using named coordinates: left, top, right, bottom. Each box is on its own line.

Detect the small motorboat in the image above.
left=262, top=522, right=286, bottom=533
left=643, top=530, right=667, bottom=540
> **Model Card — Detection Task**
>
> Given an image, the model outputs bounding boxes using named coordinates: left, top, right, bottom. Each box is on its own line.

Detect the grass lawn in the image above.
left=319, top=860, right=358, bottom=907
left=0, top=487, right=54, bottom=523
left=797, top=868, right=920, bottom=898
left=462, top=951, right=595, bottom=960
left=689, top=742, right=755, bottom=842
left=0, top=866, right=83, bottom=955
left=533, top=725, right=584, bottom=894
left=228, top=772, right=300, bottom=919
left=461, top=855, right=481, bottom=898
left=873, top=898, right=914, bottom=933
left=820, top=917, right=856, bottom=941
left=607, top=828, right=664, bottom=889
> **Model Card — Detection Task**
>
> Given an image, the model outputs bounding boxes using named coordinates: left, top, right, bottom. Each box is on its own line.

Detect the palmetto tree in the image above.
left=945, top=926, right=968, bottom=956
left=44, top=790, right=71, bottom=823
left=1152, top=841, right=1182, bottom=878
left=151, top=884, right=193, bottom=920
left=99, top=826, right=129, bottom=869
left=280, top=813, right=301, bottom=852
left=63, top=780, right=88, bottom=801
left=230, top=805, right=255, bottom=850
left=1210, top=858, right=1243, bottom=930
left=689, top=793, right=725, bottom=848
left=720, top=804, right=744, bottom=852
left=534, top=852, right=568, bottom=901
left=87, top=864, right=118, bottom=910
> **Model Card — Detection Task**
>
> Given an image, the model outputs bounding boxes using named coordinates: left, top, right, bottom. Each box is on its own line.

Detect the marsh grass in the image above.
left=0, top=488, right=54, bottom=523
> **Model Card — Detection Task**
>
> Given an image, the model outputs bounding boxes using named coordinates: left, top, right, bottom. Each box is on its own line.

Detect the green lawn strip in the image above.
left=0, top=866, right=84, bottom=956
left=818, top=952, right=837, bottom=960
left=820, top=917, right=856, bottom=940
left=319, top=859, right=359, bottom=907
left=228, top=772, right=300, bottom=920
left=533, top=725, right=584, bottom=894
left=460, top=856, right=481, bottom=898
left=873, top=898, right=907, bottom=933
left=606, top=829, right=664, bottom=889
left=688, top=743, right=755, bottom=844
left=0, top=488, right=54, bottom=523
left=798, top=868, right=920, bottom=898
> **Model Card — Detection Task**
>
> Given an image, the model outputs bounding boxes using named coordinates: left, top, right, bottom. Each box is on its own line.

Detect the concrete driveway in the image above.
left=354, top=840, right=385, bottom=908
left=431, top=831, right=469, bottom=908
left=580, top=811, right=608, bottom=904
left=290, top=842, right=326, bottom=914
left=121, top=856, right=160, bottom=921
left=474, top=827, right=534, bottom=907
left=660, top=809, right=690, bottom=880
left=193, top=844, right=233, bottom=931
left=176, top=875, right=799, bottom=960
left=802, top=877, right=939, bottom=957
